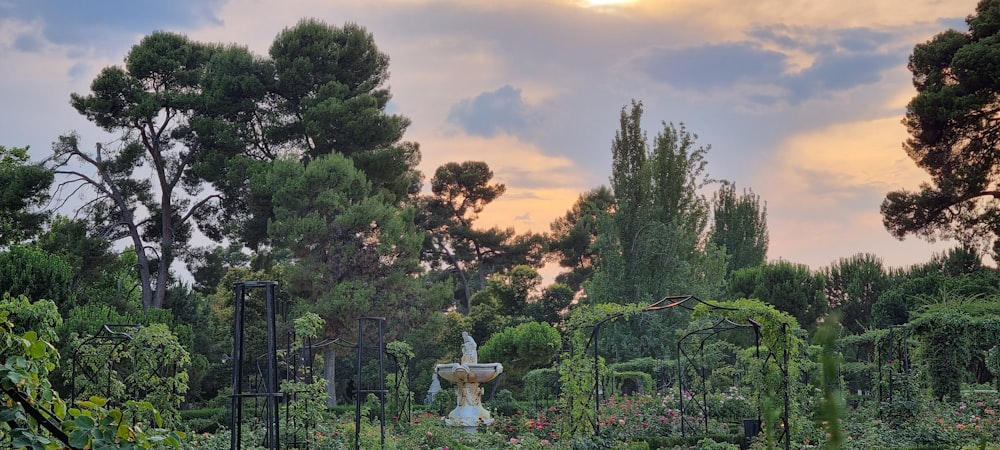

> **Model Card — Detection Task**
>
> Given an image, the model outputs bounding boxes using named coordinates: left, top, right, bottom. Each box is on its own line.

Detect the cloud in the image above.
left=5, top=0, right=224, bottom=50
left=13, top=33, right=43, bottom=52
left=632, top=25, right=907, bottom=105
left=786, top=51, right=903, bottom=100
left=447, top=85, right=537, bottom=138
left=634, top=42, right=788, bottom=90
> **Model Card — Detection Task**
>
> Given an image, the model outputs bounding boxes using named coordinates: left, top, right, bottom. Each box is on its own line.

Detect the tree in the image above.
left=709, top=181, right=768, bottom=276
left=585, top=100, right=726, bottom=361
left=873, top=247, right=999, bottom=327
left=259, top=153, right=447, bottom=405
left=726, top=260, right=827, bottom=332
left=0, top=246, right=74, bottom=311
left=588, top=100, right=726, bottom=306
left=478, top=321, right=561, bottom=399
left=33, top=216, right=137, bottom=312
left=268, top=19, right=408, bottom=163
left=234, top=19, right=422, bottom=250
left=822, top=253, right=888, bottom=335
left=882, top=0, right=1000, bottom=260
left=420, top=161, right=546, bottom=314
left=548, top=186, right=615, bottom=293
left=49, top=32, right=269, bottom=310
left=186, top=242, right=251, bottom=295
left=528, top=283, right=574, bottom=326
left=0, top=145, right=52, bottom=246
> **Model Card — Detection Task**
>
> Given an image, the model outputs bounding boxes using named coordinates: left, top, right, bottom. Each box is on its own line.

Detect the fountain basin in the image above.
left=434, top=362, right=503, bottom=384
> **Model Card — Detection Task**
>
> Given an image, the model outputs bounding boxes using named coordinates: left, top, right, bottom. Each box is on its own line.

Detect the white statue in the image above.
left=425, top=372, right=442, bottom=405
left=461, top=331, right=478, bottom=364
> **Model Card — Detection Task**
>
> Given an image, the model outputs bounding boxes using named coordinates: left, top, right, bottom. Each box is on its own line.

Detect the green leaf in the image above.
left=68, top=429, right=91, bottom=448
left=0, top=407, right=25, bottom=422
left=27, top=340, right=45, bottom=359
left=72, top=413, right=96, bottom=430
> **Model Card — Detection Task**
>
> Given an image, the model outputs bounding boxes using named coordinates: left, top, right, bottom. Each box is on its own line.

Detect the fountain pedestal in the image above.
left=433, top=332, right=503, bottom=431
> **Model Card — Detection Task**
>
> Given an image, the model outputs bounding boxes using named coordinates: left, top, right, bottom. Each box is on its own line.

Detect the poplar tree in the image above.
left=589, top=100, right=725, bottom=306
left=709, top=181, right=768, bottom=277
left=587, top=100, right=726, bottom=360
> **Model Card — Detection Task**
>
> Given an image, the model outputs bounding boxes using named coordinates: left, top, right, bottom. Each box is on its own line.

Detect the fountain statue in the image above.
left=434, top=331, right=503, bottom=431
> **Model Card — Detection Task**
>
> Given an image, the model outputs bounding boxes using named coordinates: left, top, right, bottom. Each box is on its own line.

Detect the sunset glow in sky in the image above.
left=0, top=0, right=982, bottom=271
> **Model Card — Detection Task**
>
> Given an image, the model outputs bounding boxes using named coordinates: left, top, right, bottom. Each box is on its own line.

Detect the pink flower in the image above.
left=957, top=423, right=966, bottom=430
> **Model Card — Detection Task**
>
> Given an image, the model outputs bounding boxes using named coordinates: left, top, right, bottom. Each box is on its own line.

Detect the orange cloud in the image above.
left=412, top=133, right=590, bottom=233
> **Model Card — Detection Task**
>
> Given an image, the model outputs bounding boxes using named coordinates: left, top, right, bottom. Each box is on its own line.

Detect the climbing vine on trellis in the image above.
left=909, top=310, right=1000, bottom=402
left=558, top=302, right=647, bottom=437
left=693, top=298, right=806, bottom=448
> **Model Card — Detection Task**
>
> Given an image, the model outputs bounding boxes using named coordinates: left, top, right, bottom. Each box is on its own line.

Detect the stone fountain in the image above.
left=434, top=331, right=503, bottom=431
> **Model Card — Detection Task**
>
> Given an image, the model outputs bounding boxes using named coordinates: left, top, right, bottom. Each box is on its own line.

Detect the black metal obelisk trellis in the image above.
left=230, top=281, right=280, bottom=450
left=354, top=317, right=387, bottom=450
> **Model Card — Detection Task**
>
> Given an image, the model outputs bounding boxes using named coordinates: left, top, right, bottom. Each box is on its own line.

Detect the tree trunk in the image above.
left=324, top=345, right=338, bottom=406
left=154, top=190, right=173, bottom=310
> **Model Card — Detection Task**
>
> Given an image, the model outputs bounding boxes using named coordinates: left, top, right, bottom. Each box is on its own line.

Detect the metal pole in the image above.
left=678, top=340, right=685, bottom=437
left=230, top=283, right=245, bottom=450
left=593, top=325, right=601, bottom=435
left=378, top=319, right=386, bottom=449
left=265, top=282, right=279, bottom=450
left=355, top=322, right=363, bottom=450
left=783, top=323, right=791, bottom=450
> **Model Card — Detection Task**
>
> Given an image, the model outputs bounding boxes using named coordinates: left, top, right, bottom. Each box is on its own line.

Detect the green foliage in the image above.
left=64, top=397, right=185, bottom=449
left=54, top=29, right=269, bottom=309
left=988, top=345, right=1000, bottom=391
left=608, top=357, right=674, bottom=391
left=590, top=101, right=727, bottom=306
left=558, top=302, right=647, bottom=437
left=911, top=312, right=1000, bottom=401
left=881, top=0, right=1000, bottom=260
left=1, top=294, right=183, bottom=449
left=692, top=298, right=806, bottom=446
left=34, top=217, right=140, bottom=314
left=0, top=145, right=52, bottom=246
left=607, top=371, right=653, bottom=395
left=293, top=311, right=325, bottom=338
left=873, top=248, right=1000, bottom=328
left=814, top=315, right=846, bottom=448
left=824, top=253, right=889, bottom=335
left=727, top=260, right=827, bottom=332
left=709, top=181, right=768, bottom=277
left=547, top=186, right=615, bottom=294
left=69, top=323, right=191, bottom=424
left=523, top=368, right=560, bottom=402
left=262, top=153, right=426, bottom=333
left=419, top=161, right=545, bottom=315
left=0, top=246, right=74, bottom=313
left=268, top=19, right=408, bottom=165
left=480, top=321, right=561, bottom=397
left=405, top=311, right=470, bottom=397
left=279, top=378, right=328, bottom=446
left=531, top=282, right=575, bottom=326
left=178, top=407, right=227, bottom=433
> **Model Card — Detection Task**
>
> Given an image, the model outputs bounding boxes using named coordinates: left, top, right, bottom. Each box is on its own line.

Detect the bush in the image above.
left=524, top=368, right=560, bottom=402
left=180, top=407, right=227, bottom=433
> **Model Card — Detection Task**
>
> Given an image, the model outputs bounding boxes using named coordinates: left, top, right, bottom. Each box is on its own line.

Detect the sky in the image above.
left=0, top=0, right=984, bottom=272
